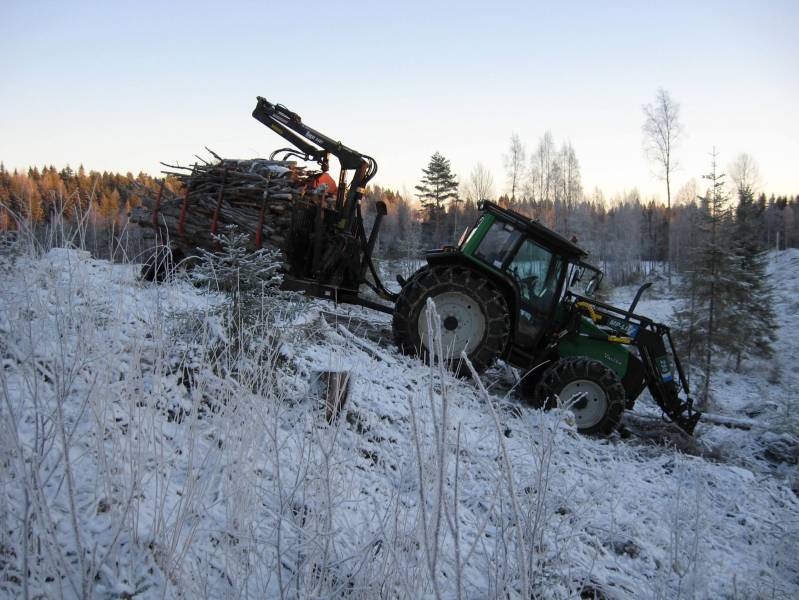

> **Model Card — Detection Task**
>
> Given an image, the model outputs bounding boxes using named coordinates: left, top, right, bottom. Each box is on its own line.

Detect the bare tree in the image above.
left=642, top=88, right=683, bottom=286
left=558, top=142, right=582, bottom=232
left=468, top=162, right=495, bottom=203
left=503, top=133, right=526, bottom=203
left=672, top=179, right=700, bottom=271
left=530, top=131, right=556, bottom=203
left=728, top=152, right=762, bottom=195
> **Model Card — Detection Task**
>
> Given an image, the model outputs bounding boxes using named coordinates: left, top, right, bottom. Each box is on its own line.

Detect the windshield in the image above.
left=568, top=263, right=603, bottom=297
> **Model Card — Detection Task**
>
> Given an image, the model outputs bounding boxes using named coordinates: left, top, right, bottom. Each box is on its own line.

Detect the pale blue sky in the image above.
left=1, top=0, right=797, bottom=200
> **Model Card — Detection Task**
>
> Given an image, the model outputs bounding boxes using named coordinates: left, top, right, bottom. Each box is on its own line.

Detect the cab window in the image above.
left=473, top=221, right=521, bottom=269
left=507, top=239, right=563, bottom=315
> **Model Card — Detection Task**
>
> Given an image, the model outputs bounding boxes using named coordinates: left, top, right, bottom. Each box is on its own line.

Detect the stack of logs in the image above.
left=129, top=153, right=322, bottom=257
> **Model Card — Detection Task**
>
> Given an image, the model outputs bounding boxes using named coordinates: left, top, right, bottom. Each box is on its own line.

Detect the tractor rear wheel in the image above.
left=531, top=358, right=625, bottom=435
left=392, top=265, right=510, bottom=374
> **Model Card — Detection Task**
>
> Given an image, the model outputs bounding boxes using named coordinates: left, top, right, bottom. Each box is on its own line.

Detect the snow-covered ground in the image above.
left=608, top=251, right=799, bottom=480
left=0, top=246, right=797, bottom=599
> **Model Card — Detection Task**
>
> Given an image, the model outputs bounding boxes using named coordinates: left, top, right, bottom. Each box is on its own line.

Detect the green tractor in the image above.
left=392, top=201, right=700, bottom=434
left=149, top=96, right=700, bottom=436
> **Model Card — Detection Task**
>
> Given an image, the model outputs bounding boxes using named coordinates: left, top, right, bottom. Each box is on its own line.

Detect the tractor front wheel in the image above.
left=392, top=266, right=510, bottom=374
left=531, top=358, right=625, bottom=435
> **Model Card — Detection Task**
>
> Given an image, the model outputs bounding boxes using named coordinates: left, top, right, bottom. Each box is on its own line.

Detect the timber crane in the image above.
left=252, top=97, right=396, bottom=310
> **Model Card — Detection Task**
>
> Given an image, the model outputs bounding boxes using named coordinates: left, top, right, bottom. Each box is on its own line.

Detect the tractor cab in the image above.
left=456, top=201, right=588, bottom=353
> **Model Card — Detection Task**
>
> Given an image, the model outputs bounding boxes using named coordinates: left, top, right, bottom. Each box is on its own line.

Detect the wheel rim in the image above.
left=419, top=291, right=486, bottom=357
left=559, top=379, right=608, bottom=429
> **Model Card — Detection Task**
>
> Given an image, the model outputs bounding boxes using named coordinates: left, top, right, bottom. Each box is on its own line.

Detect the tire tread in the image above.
left=392, top=265, right=510, bottom=374
left=532, top=357, right=625, bottom=435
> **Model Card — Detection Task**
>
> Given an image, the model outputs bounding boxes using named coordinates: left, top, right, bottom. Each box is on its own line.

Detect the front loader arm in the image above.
left=568, top=293, right=702, bottom=434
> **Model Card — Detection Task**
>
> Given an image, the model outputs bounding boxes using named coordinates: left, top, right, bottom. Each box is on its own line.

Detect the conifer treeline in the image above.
left=366, top=181, right=799, bottom=285
left=504, top=188, right=799, bottom=268
left=0, top=163, right=173, bottom=229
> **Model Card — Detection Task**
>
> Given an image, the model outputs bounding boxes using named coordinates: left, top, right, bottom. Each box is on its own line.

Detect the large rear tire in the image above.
left=531, top=357, right=625, bottom=435
left=392, top=265, right=510, bottom=374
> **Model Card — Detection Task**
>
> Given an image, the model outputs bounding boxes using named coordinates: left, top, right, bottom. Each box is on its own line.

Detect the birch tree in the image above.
left=530, top=131, right=556, bottom=203
left=468, top=162, right=495, bottom=204
left=503, top=133, right=526, bottom=203
left=728, top=152, right=762, bottom=196
left=558, top=142, right=582, bottom=232
left=643, top=88, right=683, bottom=286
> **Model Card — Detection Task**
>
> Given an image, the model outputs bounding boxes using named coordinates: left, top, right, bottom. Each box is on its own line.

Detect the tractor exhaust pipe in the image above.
left=361, top=201, right=387, bottom=280
left=626, top=282, right=653, bottom=320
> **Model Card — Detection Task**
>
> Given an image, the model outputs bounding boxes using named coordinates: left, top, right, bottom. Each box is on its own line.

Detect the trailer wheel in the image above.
left=531, top=357, right=625, bottom=435
left=140, top=244, right=184, bottom=282
left=393, top=265, right=510, bottom=374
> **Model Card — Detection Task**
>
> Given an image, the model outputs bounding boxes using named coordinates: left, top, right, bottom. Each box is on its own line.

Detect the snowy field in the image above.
left=0, top=244, right=797, bottom=599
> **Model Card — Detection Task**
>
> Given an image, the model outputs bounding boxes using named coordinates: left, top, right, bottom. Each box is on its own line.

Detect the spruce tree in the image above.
left=728, top=184, right=776, bottom=367
left=190, top=226, right=289, bottom=328
left=673, top=150, right=740, bottom=404
left=415, top=152, right=459, bottom=223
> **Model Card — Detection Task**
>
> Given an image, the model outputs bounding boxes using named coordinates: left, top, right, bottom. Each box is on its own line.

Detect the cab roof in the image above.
left=479, top=201, right=588, bottom=259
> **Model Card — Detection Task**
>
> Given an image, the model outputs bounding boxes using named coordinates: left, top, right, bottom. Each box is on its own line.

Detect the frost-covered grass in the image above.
left=0, top=238, right=797, bottom=599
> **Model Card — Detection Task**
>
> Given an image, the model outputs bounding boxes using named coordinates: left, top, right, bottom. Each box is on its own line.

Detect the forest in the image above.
left=1, top=156, right=797, bottom=287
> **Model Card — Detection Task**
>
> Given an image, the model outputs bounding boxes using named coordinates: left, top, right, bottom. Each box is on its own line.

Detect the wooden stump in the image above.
left=315, top=370, right=351, bottom=423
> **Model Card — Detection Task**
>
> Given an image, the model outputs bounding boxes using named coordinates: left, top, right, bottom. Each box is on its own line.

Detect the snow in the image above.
left=0, top=247, right=797, bottom=598
left=607, top=252, right=799, bottom=479
left=241, top=159, right=292, bottom=176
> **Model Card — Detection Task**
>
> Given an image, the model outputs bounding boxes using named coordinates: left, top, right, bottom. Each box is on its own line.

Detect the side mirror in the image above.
left=585, top=276, right=599, bottom=297
left=457, top=226, right=471, bottom=246
left=570, top=266, right=584, bottom=287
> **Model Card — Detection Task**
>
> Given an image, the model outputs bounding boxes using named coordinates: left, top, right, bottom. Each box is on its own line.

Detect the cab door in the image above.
left=505, top=238, right=565, bottom=347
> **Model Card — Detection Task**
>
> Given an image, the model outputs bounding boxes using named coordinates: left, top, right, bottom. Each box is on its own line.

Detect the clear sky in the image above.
left=1, top=0, right=797, bottom=201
